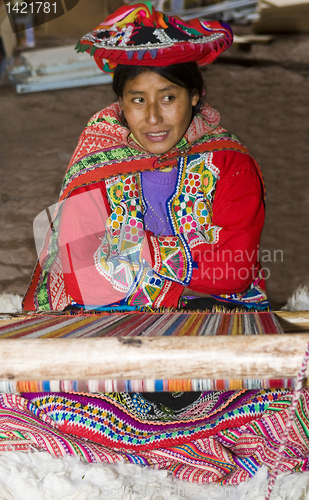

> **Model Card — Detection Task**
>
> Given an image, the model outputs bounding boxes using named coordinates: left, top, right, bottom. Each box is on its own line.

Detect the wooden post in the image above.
left=0, top=334, right=308, bottom=381
left=274, top=311, right=309, bottom=332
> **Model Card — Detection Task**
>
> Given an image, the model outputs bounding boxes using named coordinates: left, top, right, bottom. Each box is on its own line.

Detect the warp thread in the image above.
left=265, top=340, right=309, bottom=500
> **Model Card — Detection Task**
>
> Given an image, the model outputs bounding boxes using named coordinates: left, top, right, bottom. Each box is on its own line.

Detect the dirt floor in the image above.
left=0, top=30, right=309, bottom=309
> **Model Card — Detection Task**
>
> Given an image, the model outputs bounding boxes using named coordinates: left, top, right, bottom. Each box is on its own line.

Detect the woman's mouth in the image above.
left=144, top=131, right=169, bottom=142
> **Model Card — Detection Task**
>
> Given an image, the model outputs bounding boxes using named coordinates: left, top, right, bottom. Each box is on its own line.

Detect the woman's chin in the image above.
left=148, top=145, right=172, bottom=154
left=141, top=139, right=176, bottom=155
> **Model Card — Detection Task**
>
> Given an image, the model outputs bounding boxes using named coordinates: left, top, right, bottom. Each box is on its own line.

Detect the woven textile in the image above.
left=0, top=394, right=121, bottom=463
left=20, top=390, right=289, bottom=452
left=0, top=311, right=289, bottom=392
left=0, top=378, right=295, bottom=394
left=1, top=390, right=309, bottom=485
left=0, top=311, right=283, bottom=339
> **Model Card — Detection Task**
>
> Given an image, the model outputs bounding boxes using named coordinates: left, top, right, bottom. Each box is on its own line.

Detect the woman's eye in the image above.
left=162, top=95, right=175, bottom=102
left=132, top=97, right=144, bottom=104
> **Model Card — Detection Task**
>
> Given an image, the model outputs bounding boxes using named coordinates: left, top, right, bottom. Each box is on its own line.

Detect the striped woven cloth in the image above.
left=0, top=310, right=288, bottom=392
left=0, top=310, right=283, bottom=339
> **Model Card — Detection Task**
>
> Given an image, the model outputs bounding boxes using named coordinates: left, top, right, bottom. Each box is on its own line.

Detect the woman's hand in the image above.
left=181, top=287, right=212, bottom=299
left=178, top=288, right=212, bottom=309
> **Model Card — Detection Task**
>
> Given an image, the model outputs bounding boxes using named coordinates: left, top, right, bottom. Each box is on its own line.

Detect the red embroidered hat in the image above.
left=75, top=1, right=233, bottom=73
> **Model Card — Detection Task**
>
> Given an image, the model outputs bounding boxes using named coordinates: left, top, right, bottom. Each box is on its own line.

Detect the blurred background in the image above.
left=0, top=0, right=308, bottom=309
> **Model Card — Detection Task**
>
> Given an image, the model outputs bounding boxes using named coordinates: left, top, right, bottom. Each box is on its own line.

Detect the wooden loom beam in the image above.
left=0, top=333, right=309, bottom=381
left=274, top=311, right=309, bottom=332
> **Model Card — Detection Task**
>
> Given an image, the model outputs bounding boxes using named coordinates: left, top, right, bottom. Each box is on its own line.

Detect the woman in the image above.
left=23, top=2, right=268, bottom=312
left=14, top=1, right=309, bottom=489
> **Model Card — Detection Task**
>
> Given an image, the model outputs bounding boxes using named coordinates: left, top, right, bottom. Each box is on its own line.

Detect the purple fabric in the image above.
left=142, top=168, right=177, bottom=236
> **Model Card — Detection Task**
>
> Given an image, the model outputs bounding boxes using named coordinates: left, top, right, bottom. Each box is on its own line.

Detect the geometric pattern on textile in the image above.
left=0, top=394, right=120, bottom=464
left=21, top=389, right=289, bottom=451
left=1, top=391, right=309, bottom=485
left=215, top=390, right=309, bottom=483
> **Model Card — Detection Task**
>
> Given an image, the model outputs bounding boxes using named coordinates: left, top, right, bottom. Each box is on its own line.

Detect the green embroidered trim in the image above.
left=36, top=215, right=61, bottom=310
left=62, top=147, right=146, bottom=193
left=193, top=131, right=242, bottom=146
left=74, top=41, right=90, bottom=53
left=87, top=116, right=124, bottom=127
left=175, top=136, right=188, bottom=150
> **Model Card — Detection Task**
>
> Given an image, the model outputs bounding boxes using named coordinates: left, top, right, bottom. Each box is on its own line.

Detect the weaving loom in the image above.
left=1, top=309, right=309, bottom=492
left=0, top=310, right=309, bottom=393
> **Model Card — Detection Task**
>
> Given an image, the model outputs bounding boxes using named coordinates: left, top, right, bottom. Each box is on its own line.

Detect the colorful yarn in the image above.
left=265, top=340, right=309, bottom=499
left=0, top=310, right=283, bottom=340
left=102, top=2, right=166, bottom=30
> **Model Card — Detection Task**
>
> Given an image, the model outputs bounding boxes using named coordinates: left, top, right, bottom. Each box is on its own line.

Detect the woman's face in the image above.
left=119, top=70, right=199, bottom=155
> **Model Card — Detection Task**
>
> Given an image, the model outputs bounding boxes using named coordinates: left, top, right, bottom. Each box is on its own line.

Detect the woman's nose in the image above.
left=146, top=102, right=162, bottom=125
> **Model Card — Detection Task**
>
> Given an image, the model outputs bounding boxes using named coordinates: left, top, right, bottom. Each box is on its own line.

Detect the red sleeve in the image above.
left=189, top=151, right=265, bottom=294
